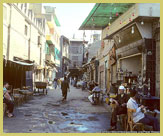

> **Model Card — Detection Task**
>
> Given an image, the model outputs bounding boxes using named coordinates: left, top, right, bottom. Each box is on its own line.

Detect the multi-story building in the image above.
left=29, top=4, right=61, bottom=81
left=60, top=35, right=70, bottom=77
left=80, top=3, right=160, bottom=97
left=3, top=3, right=46, bottom=89
left=68, top=39, right=88, bottom=78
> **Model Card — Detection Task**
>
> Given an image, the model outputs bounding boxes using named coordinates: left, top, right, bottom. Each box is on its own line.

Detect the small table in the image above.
left=19, top=90, right=33, bottom=101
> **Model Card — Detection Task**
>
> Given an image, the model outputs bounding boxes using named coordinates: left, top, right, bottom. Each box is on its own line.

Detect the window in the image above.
left=72, top=47, right=79, bottom=54
left=3, top=6, right=7, bottom=21
left=38, top=36, right=40, bottom=45
left=25, top=25, right=28, bottom=35
left=72, top=56, right=78, bottom=61
left=21, top=4, right=23, bottom=9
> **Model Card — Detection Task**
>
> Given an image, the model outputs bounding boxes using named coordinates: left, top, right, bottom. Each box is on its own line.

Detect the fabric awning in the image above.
left=63, top=56, right=71, bottom=63
left=12, top=60, right=34, bottom=66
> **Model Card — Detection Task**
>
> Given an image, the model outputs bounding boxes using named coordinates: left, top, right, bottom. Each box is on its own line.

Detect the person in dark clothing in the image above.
left=3, top=82, right=14, bottom=118
left=109, top=85, right=129, bottom=131
left=89, top=81, right=95, bottom=92
left=53, top=78, right=58, bottom=89
left=61, top=76, right=70, bottom=101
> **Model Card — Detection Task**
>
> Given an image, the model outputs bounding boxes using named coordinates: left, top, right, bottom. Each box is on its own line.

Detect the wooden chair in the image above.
left=110, top=102, right=127, bottom=131
left=126, top=108, right=144, bottom=131
left=118, top=114, right=127, bottom=131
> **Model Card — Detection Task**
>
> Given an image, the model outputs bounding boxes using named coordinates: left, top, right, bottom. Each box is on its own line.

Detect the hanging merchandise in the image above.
left=131, top=26, right=134, bottom=34
left=141, top=20, right=144, bottom=25
left=118, top=37, right=121, bottom=43
left=110, top=11, right=112, bottom=20
left=108, top=22, right=111, bottom=26
left=129, top=18, right=132, bottom=22
left=116, top=13, right=119, bottom=16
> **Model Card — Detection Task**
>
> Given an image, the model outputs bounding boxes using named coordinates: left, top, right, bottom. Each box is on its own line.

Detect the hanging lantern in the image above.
left=141, top=20, right=144, bottom=25
left=119, top=37, right=121, bottom=43
left=108, top=22, right=111, bottom=26
left=116, top=13, right=119, bottom=16
left=131, top=26, right=134, bottom=34
left=129, top=18, right=132, bottom=22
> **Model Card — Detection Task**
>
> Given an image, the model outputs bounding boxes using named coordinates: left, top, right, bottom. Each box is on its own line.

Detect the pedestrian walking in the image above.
left=61, top=76, right=70, bottom=101
left=53, top=78, right=58, bottom=89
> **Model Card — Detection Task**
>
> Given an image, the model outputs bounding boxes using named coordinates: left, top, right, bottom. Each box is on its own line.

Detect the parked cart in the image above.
left=34, top=82, right=48, bottom=95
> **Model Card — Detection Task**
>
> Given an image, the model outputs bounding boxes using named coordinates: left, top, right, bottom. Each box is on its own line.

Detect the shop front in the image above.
left=112, top=23, right=156, bottom=96
left=3, top=58, right=34, bottom=90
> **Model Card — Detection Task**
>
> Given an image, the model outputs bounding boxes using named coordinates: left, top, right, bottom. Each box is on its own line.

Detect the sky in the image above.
left=43, top=3, right=101, bottom=42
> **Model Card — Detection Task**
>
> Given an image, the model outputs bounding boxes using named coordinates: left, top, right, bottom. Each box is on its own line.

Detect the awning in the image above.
left=13, top=56, right=34, bottom=64
left=54, top=14, right=61, bottom=27
left=79, top=3, right=134, bottom=30
left=45, top=60, right=56, bottom=68
left=12, top=60, right=34, bottom=66
left=46, top=35, right=54, bottom=45
left=63, top=56, right=71, bottom=63
left=47, top=22, right=54, bottom=29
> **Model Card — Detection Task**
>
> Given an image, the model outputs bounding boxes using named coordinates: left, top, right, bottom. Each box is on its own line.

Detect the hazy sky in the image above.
left=43, top=3, right=101, bottom=42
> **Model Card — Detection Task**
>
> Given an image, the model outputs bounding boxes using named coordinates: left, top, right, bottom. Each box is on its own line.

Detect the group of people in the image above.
left=108, top=85, right=160, bottom=131
left=70, top=77, right=78, bottom=87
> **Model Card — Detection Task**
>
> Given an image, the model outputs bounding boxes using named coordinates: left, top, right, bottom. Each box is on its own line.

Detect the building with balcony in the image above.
left=29, top=3, right=61, bottom=81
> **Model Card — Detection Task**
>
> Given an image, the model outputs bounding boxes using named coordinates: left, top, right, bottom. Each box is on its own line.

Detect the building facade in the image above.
left=3, top=3, right=46, bottom=89
left=60, top=35, right=70, bottom=77
left=80, top=3, right=160, bottom=97
left=29, top=3, right=61, bottom=81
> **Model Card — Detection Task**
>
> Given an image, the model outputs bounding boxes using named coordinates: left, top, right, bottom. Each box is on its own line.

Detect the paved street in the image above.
left=4, top=85, right=114, bottom=133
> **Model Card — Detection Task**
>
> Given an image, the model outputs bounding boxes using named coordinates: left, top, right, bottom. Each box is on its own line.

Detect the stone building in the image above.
left=68, top=39, right=87, bottom=78
left=3, top=3, right=46, bottom=89
left=80, top=3, right=160, bottom=97
left=60, top=35, right=70, bottom=77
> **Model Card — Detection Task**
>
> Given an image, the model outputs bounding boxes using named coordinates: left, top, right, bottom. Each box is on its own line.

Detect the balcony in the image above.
left=46, top=35, right=54, bottom=45
left=45, top=54, right=55, bottom=63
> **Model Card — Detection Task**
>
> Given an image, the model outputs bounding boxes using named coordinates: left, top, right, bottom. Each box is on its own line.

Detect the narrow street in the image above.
left=3, top=3, right=160, bottom=133
left=4, top=85, right=112, bottom=133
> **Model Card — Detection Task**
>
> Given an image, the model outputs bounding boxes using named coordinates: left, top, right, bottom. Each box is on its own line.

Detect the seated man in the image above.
left=3, top=82, right=14, bottom=118
left=127, top=89, right=160, bottom=131
left=88, top=82, right=101, bottom=104
left=109, top=85, right=129, bottom=131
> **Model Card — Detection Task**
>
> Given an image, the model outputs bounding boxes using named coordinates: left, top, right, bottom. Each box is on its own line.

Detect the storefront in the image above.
left=112, top=23, right=156, bottom=96
left=3, top=58, right=34, bottom=89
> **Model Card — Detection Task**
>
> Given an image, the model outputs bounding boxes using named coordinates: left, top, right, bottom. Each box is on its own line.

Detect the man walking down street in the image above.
left=61, top=76, right=70, bottom=101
